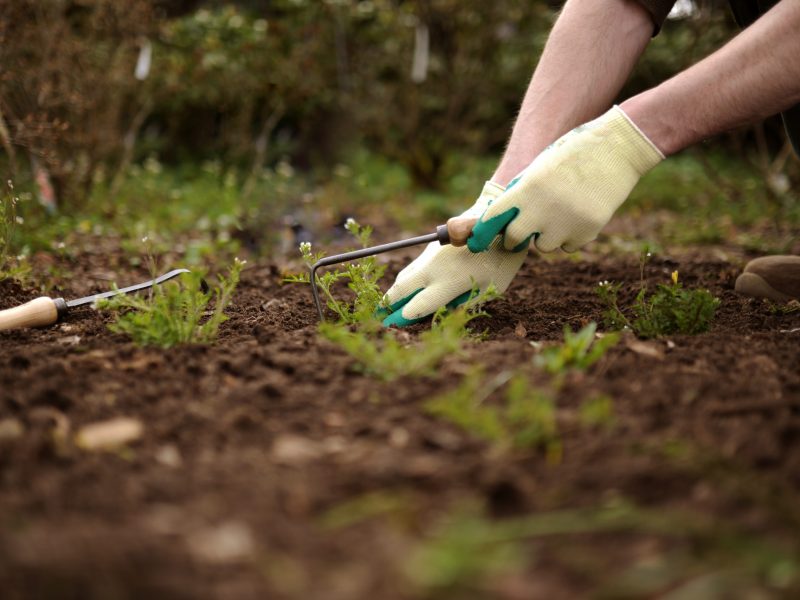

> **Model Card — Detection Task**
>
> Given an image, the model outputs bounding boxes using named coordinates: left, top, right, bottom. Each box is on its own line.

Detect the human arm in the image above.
left=621, top=0, right=800, bottom=155
left=492, top=0, right=654, bottom=186
left=381, top=0, right=657, bottom=326
left=471, top=0, right=800, bottom=254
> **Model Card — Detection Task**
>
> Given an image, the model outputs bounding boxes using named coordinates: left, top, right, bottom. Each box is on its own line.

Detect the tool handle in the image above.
left=0, top=297, right=66, bottom=331
left=439, top=216, right=478, bottom=247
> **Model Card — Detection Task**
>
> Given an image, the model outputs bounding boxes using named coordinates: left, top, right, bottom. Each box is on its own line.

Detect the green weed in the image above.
left=0, top=180, right=29, bottom=281
left=766, top=299, right=800, bottom=315
left=318, top=491, right=415, bottom=530
left=596, top=252, right=719, bottom=338
left=96, top=258, right=244, bottom=348
left=285, top=217, right=386, bottom=324
left=406, top=501, right=528, bottom=592
left=579, top=394, right=616, bottom=430
left=320, top=287, right=497, bottom=381
left=424, top=369, right=561, bottom=458
left=597, top=273, right=719, bottom=338
left=534, top=322, right=619, bottom=375
left=406, top=497, right=800, bottom=597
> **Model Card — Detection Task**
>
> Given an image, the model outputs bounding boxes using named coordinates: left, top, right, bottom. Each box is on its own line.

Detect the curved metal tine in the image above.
left=67, top=268, right=192, bottom=308
left=310, top=232, right=440, bottom=322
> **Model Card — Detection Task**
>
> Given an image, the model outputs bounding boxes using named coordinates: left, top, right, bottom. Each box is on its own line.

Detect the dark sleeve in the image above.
left=633, top=0, right=677, bottom=35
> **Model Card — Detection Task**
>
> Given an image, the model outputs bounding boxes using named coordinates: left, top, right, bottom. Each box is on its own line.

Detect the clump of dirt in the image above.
left=1, top=251, right=799, bottom=599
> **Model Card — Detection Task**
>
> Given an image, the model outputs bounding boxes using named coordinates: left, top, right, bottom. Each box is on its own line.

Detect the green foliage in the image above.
left=425, top=370, right=561, bottom=457
left=597, top=270, right=720, bottom=339
left=285, top=217, right=386, bottom=324
left=0, top=180, right=30, bottom=282
left=406, top=502, right=527, bottom=591
left=1, top=180, right=17, bottom=280
left=407, top=497, right=800, bottom=597
left=624, top=153, right=800, bottom=247
left=96, top=258, right=244, bottom=348
left=534, top=322, right=619, bottom=375
left=318, top=491, right=413, bottom=530
left=579, top=394, right=616, bottom=430
left=766, top=299, right=800, bottom=315
left=320, top=288, right=497, bottom=381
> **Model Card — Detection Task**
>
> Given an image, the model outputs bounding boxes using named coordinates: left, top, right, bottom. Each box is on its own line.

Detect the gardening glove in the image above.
left=381, top=181, right=528, bottom=327
left=467, top=105, right=664, bottom=254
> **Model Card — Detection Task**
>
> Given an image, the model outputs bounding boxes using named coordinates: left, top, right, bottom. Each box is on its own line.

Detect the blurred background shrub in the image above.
left=0, top=0, right=796, bottom=207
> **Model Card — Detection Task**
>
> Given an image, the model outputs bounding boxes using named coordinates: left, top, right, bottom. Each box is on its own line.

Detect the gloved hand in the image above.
left=381, top=181, right=528, bottom=327
left=467, top=105, right=664, bottom=254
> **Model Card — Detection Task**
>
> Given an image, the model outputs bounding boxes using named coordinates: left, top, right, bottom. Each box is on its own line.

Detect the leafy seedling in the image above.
left=597, top=270, right=719, bottom=338
left=597, top=251, right=720, bottom=338
left=407, top=497, right=800, bottom=597
left=320, top=286, right=498, bottom=381
left=285, top=218, right=386, bottom=324
left=534, top=322, right=619, bottom=375
left=96, top=258, right=244, bottom=348
left=0, top=180, right=29, bottom=281
left=425, top=369, right=561, bottom=459
left=579, top=394, right=616, bottom=430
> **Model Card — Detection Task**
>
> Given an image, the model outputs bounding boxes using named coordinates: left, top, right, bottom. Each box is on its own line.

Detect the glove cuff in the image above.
left=608, top=105, right=665, bottom=174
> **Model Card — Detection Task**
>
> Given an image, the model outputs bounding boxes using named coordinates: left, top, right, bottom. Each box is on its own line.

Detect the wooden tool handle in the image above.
left=445, top=216, right=478, bottom=247
left=0, top=297, right=65, bottom=331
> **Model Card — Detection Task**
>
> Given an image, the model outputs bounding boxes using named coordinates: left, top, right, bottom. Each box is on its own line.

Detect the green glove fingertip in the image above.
left=382, top=309, right=426, bottom=328
left=446, top=290, right=474, bottom=310
left=379, top=288, right=424, bottom=328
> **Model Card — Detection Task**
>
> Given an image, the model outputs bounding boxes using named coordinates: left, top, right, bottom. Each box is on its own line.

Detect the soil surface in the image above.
left=2, top=245, right=800, bottom=599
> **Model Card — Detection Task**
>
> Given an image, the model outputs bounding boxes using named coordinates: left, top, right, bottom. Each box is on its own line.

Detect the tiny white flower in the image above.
left=15, top=216, right=23, bottom=224
left=57, top=242, right=65, bottom=249
left=142, top=236, right=149, bottom=243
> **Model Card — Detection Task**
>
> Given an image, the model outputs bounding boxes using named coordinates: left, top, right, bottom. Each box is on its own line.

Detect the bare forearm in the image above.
left=622, top=0, right=800, bottom=156
left=492, top=0, right=652, bottom=186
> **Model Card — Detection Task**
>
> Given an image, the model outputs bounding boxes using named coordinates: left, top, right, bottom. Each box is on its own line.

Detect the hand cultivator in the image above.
left=310, top=216, right=476, bottom=322
left=0, top=268, right=199, bottom=332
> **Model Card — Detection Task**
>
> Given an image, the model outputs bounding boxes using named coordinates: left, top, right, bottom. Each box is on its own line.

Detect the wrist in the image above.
left=620, top=91, right=683, bottom=157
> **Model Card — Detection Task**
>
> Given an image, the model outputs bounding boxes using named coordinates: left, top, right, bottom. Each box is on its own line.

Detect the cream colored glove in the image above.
left=468, top=105, right=664, bottom=254
left=381, top=181, right=528, bottom=327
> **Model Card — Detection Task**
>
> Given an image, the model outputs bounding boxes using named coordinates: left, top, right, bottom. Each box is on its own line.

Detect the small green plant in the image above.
left=320, top=286, right=497, bottom=381
left=285, top=217, right=386, bottom=323
left=96, top=258, right=244, bottom=348
left=597, top=271, right=719, bottom=338
left=766, top=299, right=800, bottom=315
left=0, top=180, right=28, bottom=281
left=534, top=322, right=619, bottom=375
left=406, top=502, right=528, bottom=592
left=596, top=250, right=720, bottom=338
left=407, top=497, right=800, bottom=597
left=579, top=394, right=616, bottom=430
left=424, top=369, right=561, bottom=458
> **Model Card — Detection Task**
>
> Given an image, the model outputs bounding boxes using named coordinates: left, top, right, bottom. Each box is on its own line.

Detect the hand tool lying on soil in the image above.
left=0, top=268, right=196, bottom=332
left=310, top=216, right=476, bottom=322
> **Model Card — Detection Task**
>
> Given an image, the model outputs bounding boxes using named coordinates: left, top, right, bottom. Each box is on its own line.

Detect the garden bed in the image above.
left=1, top=249, right=800, bottom=598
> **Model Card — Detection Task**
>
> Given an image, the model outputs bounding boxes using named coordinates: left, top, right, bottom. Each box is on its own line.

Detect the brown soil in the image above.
left=1, top=248, right=800, bottom=599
